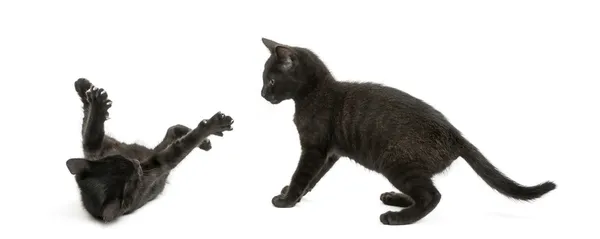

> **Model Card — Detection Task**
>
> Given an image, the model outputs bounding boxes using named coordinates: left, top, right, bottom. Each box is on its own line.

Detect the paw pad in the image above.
left=84, top=85, right=112, bottom=115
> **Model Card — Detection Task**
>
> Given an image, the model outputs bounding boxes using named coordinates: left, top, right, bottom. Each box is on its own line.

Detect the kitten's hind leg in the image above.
left=380, top=173, right=441, bottom=225
left=380, top=192, right=414, bottom=207
left=154, top=124, right=212, bottom=152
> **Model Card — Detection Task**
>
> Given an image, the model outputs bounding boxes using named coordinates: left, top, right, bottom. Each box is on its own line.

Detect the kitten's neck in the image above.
left=292, top=73, right=335, bottom=107
left=292, top=49, right=336, bottom=106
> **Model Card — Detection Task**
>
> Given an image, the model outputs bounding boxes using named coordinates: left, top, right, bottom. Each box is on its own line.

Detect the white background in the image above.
left=0, top=0, right=598, bottom=238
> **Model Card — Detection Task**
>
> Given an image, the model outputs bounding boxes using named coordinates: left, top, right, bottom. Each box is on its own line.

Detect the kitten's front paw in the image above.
left=199, top=112, right=234, bottom=136
left=281, top=185, right=309, bottom=199
left=199, top=139, right=212, bottom=151
left=86, top=86, right=112, bottom=118
left=271, top=193, right=298, bottom=208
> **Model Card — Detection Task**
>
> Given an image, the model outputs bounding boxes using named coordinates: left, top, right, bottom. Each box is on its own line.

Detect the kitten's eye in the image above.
left=269, top=79, right=275, bottom=85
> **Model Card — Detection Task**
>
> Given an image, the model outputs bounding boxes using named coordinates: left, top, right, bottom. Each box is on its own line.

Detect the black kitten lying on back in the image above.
left=260, top=38, right=556, bottom=225
left=67, top=78, right=234, bottom=222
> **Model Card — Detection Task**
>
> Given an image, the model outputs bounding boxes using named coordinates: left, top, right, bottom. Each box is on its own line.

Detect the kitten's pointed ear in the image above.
left=275, top=46, right=295, bottom=71
left=262, top=37, right=296, bottom=71
left=66, top=158, right=89, bottom=175
left=262, top=37, right=280, bottom=53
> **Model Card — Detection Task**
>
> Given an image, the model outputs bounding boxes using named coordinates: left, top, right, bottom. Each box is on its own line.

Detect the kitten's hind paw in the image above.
left=379, top=210, right=420, bottom=226
left=86, top=86, right=112, bottom=118
left=380, top=192, right=414, bottom=207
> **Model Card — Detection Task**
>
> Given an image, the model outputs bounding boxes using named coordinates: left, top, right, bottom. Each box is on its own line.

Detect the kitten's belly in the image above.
left=330, top=144, right=380, bottom=170
left=330, top=146, right=352, bottom=159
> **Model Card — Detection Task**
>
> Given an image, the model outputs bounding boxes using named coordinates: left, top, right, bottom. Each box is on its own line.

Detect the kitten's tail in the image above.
left=459, top=139, right=556, bottom=201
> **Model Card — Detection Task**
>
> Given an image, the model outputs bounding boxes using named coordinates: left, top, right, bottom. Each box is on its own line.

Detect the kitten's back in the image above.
left=330, top=81, right=463, bottom=172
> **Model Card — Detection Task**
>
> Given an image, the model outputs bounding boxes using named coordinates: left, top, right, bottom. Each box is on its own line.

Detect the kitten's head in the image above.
left=260, top=38, right=312, bottom=104
left=66, top=155, right=142, bottom=222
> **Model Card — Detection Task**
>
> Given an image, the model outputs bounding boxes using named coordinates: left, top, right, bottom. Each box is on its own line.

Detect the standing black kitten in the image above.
left=67, top=78, right=234, bottom=222
left=260, top=38, right=556, bottom=225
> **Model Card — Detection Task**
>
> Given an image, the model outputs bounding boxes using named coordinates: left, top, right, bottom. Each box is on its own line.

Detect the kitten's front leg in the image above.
left=82, top=85, right=112, bottom=156
left=74, top=78, right=94, bottom=136
left=153, top=124, right=213, bottom=152
left=280, top=154, right=340, bottom=198
left=142, top=112, right=234, bottom=176
left=272, top=148, right=327, bottom=208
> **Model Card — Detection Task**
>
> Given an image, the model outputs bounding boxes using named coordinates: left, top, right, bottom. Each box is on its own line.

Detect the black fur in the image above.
left=67, top=78, right=234, bottom=222
left=260, top=38, right=556, bottom=225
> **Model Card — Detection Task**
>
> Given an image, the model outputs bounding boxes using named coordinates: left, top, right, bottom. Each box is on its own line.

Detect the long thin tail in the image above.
left=459, top=139, right=556, bottom=201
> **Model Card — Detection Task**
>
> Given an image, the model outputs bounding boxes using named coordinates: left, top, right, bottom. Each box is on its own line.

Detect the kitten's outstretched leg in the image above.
left=154, top=124, right=213, bottom=152
left=280, top=154, right=340, bottom=199
left=142, top=112, right=234, bottom=176
left=75, top=78, right=115, bottom=158
left=74, top=78, right=93, bottom=136
left=75, top=78, right=130, bottom=160
left=82, top=86, right=113, bottom=156
left=380, top=173, right=441, bottom=225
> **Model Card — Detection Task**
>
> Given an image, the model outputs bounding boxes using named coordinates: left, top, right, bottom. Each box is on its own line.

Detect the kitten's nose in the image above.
left=261, top=86, right=272, bottom=99
left=261, top=88, right=267, bottom=98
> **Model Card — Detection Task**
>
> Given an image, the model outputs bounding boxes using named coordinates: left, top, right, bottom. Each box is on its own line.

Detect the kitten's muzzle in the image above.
left=261, top=85, right=277, bottom=103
